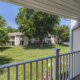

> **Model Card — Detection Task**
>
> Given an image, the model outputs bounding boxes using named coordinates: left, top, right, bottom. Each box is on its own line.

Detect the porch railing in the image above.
left=0, top=49, right=80, bottom=80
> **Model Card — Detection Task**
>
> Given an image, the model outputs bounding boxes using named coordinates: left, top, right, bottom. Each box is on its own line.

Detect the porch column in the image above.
left=70, top=19, right=80, bottom=78
left=70, top=19, right=80, bottom=51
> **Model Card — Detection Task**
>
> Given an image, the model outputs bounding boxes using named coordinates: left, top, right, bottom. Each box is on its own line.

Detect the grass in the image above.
left=0, top=44, right=69, bottom=80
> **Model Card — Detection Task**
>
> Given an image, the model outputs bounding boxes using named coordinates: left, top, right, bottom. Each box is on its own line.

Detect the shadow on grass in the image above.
left=0, top=56, right=13, bottom=65
left=0, top=56, right=13, bottom=74
left=58, top=44, right=69, bottom=47
left=23, top=44, right=56, bottom=50
left=0, top=47, right=11, bottom=52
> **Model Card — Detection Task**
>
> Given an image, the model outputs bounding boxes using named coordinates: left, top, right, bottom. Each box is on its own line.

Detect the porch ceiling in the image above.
left=2, top=0, right=80, bottom=19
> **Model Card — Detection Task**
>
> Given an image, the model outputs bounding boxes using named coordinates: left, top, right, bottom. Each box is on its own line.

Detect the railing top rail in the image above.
left=59, top=50, right=80, bottom=56
left=0, top=55, right=55, bottom=69
left=59, top=52, right=72, bottom=56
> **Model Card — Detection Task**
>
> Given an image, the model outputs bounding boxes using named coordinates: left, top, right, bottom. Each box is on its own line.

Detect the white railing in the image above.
left=0, top=49, right=80, bottom=80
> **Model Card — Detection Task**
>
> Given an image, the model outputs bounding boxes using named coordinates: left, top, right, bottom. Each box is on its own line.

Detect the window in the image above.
left=10, top=41, right=15, bottom=45
left=48, top=36, right=51, bottom=39
left=20, top=35, right=24, bottom=38
left=48, top=41, right=51, bottom=44
left=10, top=36, right=15, bottom=39
left=20, top=41, right=24, bottom=45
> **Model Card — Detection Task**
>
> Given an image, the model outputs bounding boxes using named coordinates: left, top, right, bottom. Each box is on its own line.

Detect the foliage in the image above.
left=6, top=26, right=18, bottom=33
left=0, top=16, right=9, bottom=45
left=0, top=27, right=9, bottom=45
left=15, top=8, right=60, bottom=47
left=0, top=16, right=6, bottom=27
left=56, top=25, right=69, bottom=44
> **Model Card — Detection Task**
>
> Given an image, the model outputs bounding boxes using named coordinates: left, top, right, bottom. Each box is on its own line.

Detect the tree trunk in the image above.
left=57, top=38, right=60, bottom=44
left=28, top=36, right=31, bottom=45
left=40, top=38, right=43, bottom=48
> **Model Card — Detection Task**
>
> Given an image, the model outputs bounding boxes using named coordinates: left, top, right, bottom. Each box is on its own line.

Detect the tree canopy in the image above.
left=6, top=26, right=18, bottom=33
left=15, top=8, right=60, bottom=47
left=0, top=27, right=9, bottom=45
left=0, top=16, right=6, bottom=28
left=56, top=25, right=69, bottom=44
left=0, top=16, right=9, bottom=45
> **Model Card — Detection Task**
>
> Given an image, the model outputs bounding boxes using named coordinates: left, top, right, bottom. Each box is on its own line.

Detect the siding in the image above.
left=73, top=27, right=80, bottom=51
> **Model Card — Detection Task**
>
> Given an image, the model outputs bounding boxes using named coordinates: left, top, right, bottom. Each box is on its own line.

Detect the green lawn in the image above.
left=0, top=44, right=69, bottom=80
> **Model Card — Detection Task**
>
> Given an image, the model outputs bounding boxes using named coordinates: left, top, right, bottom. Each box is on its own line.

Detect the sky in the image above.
left=0, top=1, right=70, bottom=29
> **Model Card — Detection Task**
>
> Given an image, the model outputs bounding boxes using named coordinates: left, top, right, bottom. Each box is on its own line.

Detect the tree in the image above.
left=15, top=8, right=60, bottom=47
left=0, top=27, right=9, bottom=45
left=0, top=16, right=9, bottom=45
left=0, top=16, right=6, bottom=27
left=56, top=25, right=69, bottom=44
left=6, top=26, right=18, bottom=33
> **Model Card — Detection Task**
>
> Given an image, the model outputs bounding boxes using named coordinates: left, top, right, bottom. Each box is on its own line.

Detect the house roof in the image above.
left=71, top=19, right=80, bottom=30
left=8, top=32, right=24, bottom=36
left=2, top=0, right=80, bottom=19
left=72, top=24, right=80, bottom=30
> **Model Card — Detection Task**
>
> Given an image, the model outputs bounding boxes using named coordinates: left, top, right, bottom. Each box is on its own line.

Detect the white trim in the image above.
left=72, top=24, right=80, bottom=31
left=71, top=19, right=80, bottom=31
left=70, top=20, right=72, bottom=52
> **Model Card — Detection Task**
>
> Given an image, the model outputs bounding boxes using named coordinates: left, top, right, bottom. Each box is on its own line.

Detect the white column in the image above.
left=70, top=19, right=80, bottom=79
left=24, top=37, right=28, bottom=45
left=70, top=19, right=79, bottom=51
left=15, top=36, right=20, bottom=46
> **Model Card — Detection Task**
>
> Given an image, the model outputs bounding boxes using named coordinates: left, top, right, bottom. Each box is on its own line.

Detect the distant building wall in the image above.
left=15, top=35, right=20, bottom=46
left=51, top=36, right=56, bottom=44
left=8, top=32, right=56, bottom=46
left=24, top=37, right=28, bottom=45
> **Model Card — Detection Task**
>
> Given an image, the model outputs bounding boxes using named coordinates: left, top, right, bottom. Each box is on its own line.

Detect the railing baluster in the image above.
left=75, top=52, right=76, bottom=76
left=66, top=55, right=67, bottom=80
left=36, top=61, right=38, bottom=80
left=62, top=56, right=64, bottom=80
left=16, top=65, right=18, bottom=80
left=7, top=67, right=10, bottom=80
left=68, top=54, right=70, bottom=79
left=78, top=52, right=79, bottom=75
left=0, top=69, right=1, bottom=80
left=79, top=53, right=80, bottom=74
left=72, top=53, right=73, bottom=78
left=30, top=63, right=32, bottom=80
left=74, top=53, right=76, bottom=76
left=59, top=56, right=61, bottom=80
left=46, top=59, right=48, bottom=80
left=77, top=52, right=78, bottom=75
left=75, top=52, right=77, bottom=76
left=74, top=53, right=75, bottom=77
left=41, top=60, right=43, bottom=80
left=23, top=64, right=25, bottom=80
left=50, top=58, right=52, bottom=80
left=76, top=52, right=78, bottom=75
left=78, top=52, right=80, bottom=75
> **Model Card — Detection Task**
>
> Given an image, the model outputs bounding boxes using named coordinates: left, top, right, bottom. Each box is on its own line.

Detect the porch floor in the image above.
left=71, top=75, right=80, bottom=80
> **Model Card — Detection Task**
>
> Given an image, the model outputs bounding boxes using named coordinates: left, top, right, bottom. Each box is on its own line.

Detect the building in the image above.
left=8, top=32, right=56, bottom=46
